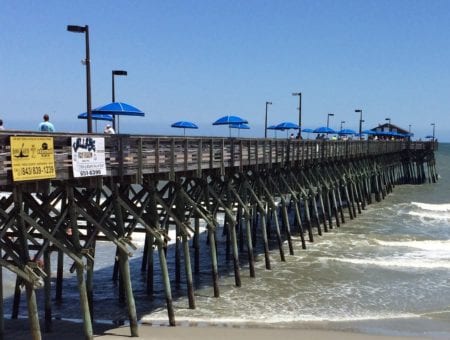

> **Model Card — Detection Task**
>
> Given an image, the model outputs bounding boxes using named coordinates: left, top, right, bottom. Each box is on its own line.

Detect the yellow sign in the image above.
left=10, top=136, right=56, bottom=181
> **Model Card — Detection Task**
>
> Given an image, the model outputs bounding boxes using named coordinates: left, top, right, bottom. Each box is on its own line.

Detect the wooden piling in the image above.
left=11, top=278, right=20, bottom=319
left=317, top=188, right=329, bottom=232
left=75, top=264, right=93, bottom=340
left=198, top=179, right=220, bottom=297
left=55, top=249, right=64, bottom=302
left=260, top=210, right=272, bottom=270
left=112, top=184, right=139, bottom=336
left=14, top=187, right=42, bottom=339
left=302, top=196, right=314, bottom=242
left=44, top=250, right=52, bottom=333
left=146, top=234, right=155, bottom=296
left=194, top=217, right=200, bottom=274
left=25, top=282, right=41, bottom=340
left=0, top=250, right=3, bottom=339
left=158, top=243, right=176, bottom=325
left=86, top=247, right=95, bottom=320
left=174, top=186, right=196, bottom=307
left=342, top=181, right=354, bottom=219
left=258, top=177, right=286, bottom=261
left=310, top=193, right=322, bottom=236
left=118, top=251, right=139, bottom=336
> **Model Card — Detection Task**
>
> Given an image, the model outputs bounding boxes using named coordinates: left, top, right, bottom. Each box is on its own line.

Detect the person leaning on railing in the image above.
left=38, top=114, right=55, bottom=132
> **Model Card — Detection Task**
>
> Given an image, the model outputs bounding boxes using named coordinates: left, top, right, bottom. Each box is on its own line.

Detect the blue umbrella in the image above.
left=392, top=131, right=407, bottom=137
left=302, top=128, right=314, bottom=133
left=313, top=126, right=336, bottom=134
left=171, top=121, right=199, bottom=136
left=213, top=115, right=248, bottom=125
left=93, top=101, right=145, bottom=133
left=78, top=112, right=113, bottom=121
left=230, top=123, right=250, bottom=129
left=275, top=122, right=299, bottom=138
left=301, top=127, right=314, bottom=139
left=276, top=122, right=299, bottom=130
left=213, top=115, right=248, bottom=136
left=230, top=123, right=250, bottom=137
left=93, top=102, right=145, bottom=116
left=425, top=135, right=434, bottom=139
left=267, top=125, right=280, bottom=138
left=362, top=129, right=377, bottom=135
left=78, top=112, right=114, bottom=133
left=337, top=128, right=357, bottom=135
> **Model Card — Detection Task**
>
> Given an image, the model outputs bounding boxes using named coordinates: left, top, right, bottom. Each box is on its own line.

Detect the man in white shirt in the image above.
left=104, top=124, right=115, bottom=134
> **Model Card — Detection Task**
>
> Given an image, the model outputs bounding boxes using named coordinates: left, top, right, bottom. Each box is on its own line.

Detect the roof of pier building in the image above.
left=369, top=123, right=410, bottom=135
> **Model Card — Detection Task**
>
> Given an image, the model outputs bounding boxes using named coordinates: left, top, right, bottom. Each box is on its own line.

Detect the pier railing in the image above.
left=0, top=131, right=438, bottom=339
left=0, top=131, right=435, bottom=185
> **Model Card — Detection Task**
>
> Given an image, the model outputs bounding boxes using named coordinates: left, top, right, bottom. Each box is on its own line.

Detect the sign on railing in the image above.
left=10, top=136, right=56, bottom=181
left=71, top=137, right=107, bottom=178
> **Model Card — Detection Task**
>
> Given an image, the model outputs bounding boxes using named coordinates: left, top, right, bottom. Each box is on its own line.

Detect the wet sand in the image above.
left=3, top=319, right=432, bottom=340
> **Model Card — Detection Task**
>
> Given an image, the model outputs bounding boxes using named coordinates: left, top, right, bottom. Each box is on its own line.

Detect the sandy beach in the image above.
left=3, top=319, right=432, bottom=340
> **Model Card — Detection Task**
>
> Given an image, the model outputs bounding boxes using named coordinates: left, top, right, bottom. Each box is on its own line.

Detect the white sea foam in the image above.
left=327, top=257, right=450, bottom=269
left=408, top=210, right=450, bottom=220
left=140, top=311, right=420, bottom=325
left=411, top=202, right=450, bottom=211
left=408, top=202, right=450, bottom=219
left=376, top=239, right=450, bottom=252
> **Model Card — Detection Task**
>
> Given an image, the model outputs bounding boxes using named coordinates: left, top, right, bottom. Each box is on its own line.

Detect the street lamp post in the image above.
left=292, top=92, right=302, bottom=138
left=431, top=123, right=436, bottom=141
left=327, top=113, right=334, bottom=129
left=264, top=101, right=272, bottom=138
left=112, top=70, right=128, bottom=130
left=355, top=109, right=363, bottom=139
left=340, top=120, right=345, bottom=131
left=67, top=24, right=92, bottom=133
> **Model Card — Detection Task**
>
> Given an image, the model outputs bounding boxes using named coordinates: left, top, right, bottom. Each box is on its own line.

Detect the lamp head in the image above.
left=113, top=70, right=128, bottom=76
left=67, top=25, right=86, bottom=33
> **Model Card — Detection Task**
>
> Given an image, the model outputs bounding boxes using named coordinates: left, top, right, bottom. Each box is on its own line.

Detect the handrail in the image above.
left=0, top=131, right=436, bottom=185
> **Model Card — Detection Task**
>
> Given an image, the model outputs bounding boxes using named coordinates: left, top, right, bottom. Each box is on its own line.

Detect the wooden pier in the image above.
left=0, top=132, right=438, bottom=339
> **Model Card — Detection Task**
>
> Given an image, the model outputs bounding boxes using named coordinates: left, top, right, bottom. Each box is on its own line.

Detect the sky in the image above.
left=1, top=0, right=449, bottom=140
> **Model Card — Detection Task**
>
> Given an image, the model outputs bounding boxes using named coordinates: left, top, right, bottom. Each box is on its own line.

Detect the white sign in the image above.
left=71, top=137, right=107, bottom=178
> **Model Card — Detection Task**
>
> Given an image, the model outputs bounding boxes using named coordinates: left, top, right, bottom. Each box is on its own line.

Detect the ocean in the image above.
left=2, top=143, right=450, bottom=339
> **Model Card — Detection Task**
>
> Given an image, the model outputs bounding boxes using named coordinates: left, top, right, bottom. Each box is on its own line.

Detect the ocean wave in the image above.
left=376, top=239, right=450, bottom=251
left=411, top=202, right=450, bottom=212
left=140, top=312, right=420, bottom=326
left=325, top=257, right=450, bottom=269
left=408, top=210, right=450, bottom=220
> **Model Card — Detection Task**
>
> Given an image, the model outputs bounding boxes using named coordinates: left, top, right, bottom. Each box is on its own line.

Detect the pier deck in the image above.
left=0, top=132, right=437, bottom=339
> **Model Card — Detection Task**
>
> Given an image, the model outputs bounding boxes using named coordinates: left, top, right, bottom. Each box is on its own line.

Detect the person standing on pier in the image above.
left=104, top=124, right=115, bottom=134
left=38, top=114, right=55, bottom=132
left=0, top=119, right=4, bottom=130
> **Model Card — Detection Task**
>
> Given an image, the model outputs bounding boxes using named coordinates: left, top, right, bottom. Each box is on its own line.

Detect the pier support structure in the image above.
left=0, top=140, right=437, bottom=339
